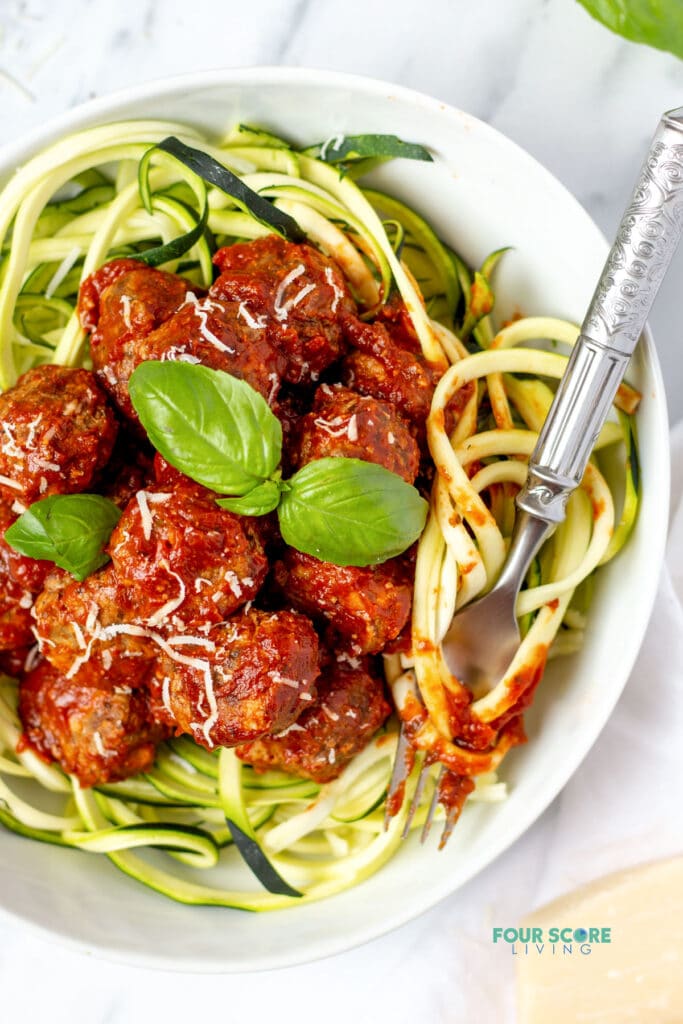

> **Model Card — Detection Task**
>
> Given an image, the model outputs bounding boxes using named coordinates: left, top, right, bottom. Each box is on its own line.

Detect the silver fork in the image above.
left=388, top=105, right=683, bottom=844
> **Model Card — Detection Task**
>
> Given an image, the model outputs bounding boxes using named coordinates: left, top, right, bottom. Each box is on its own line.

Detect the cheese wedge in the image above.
left=516, top=856, right=683, bottom=1022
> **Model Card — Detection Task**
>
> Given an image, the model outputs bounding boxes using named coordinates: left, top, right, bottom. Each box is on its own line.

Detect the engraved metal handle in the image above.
left=517, top=106, right=683, bottom=524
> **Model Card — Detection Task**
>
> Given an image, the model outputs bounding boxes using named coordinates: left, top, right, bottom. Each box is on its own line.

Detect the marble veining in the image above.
left=0, top=2, right=682, bottom=1021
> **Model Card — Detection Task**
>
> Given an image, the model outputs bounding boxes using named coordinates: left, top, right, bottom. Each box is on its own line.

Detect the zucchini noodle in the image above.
left=0, top=120, right=641, bottom=907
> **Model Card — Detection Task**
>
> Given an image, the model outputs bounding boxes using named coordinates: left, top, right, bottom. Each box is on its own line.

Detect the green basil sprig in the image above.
left=278, top=458, right=427, bottom=566
left=129, top=361, right=282, bottom=497
left=217, top=479, right=282, bottom=517
left=4, top=494, right=121, bottom=581
left=307, top=133, right=433, bottom=165
left=575, top=0, right=683, bottom=61
left=129, top=361, right=427, bottom=567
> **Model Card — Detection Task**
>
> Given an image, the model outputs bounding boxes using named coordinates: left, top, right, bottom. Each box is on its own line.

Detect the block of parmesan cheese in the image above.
left=516, top=856, right=683, bottom=1023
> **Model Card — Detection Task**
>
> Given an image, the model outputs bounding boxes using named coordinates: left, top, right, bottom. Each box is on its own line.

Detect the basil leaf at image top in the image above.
left=575, top=0, right=683, bottom=61
left=129, top=361, right=282, bottom=497
left=4, top=494, right=121, bottom=581
left=277, top=458, right=428, bottom=567
left=309, top=133, right=433, bottom=165
left=156, top=137, right=306, bottom=243
left=216, top=479, right=282, bottom=517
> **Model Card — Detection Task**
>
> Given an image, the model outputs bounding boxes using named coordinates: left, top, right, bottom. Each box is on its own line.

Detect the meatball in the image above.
left=136, top=292, right=286, bottom=405
left=237, top=658, right=391, bottom=782
left=0, top=499, right=51, bottom=651
left=148, top=607, right=320, bottom=749
left=77, top=256, right=181, bottom=331
left=293, top=384, right=419, bottom=483
left=0, top=364, right=118, bottom=505
left=342, top=317, right=439, bottom=430
left=107, top=482, right=268, bottom=631
left=0, top=552, right=36, bottom=652
left=19, top=660, right=168, bottom=787
left=211, top=236, right=355, bottom=385
left=273, top=548, right=412, bottom=655
left=78, top=259, right=195, bottom=422
left=33, top=565, right=156, bottom=687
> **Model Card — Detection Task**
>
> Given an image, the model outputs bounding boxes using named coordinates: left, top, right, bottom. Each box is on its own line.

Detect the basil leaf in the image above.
left=278, top=458, right=428, bottom=566
left=309, top=133, right=433, bottom=165
left=575, top=0, right=683, bottom=61
left=4, top=495, right=121, bottom=581
left=156, top=137, right=305, bottom=243
left=129, top=361, right=282, bottom=496
left=216, top=479, right=281, bottom=516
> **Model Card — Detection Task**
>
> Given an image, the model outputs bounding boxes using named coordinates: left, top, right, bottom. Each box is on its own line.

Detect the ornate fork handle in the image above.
left=517, top=107, right=683, bottom=523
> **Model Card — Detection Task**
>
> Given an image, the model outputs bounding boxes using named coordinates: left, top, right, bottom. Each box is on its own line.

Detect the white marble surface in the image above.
left=0, top=2, right=682, bottom=1021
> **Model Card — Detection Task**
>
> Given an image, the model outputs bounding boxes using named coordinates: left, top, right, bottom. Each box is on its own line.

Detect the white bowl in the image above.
left=0, top=67, right=670, bottom=972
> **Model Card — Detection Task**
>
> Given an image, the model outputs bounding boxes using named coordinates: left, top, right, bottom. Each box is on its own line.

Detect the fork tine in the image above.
left=384, top=724, right=415, bottom=830
left=439, top=800, right=465, bottom=850
left=437, top=773, right=473, bottom=849
left=401, top=757, right=431, bottom=839
left=420, top=764, right=445, bottom=843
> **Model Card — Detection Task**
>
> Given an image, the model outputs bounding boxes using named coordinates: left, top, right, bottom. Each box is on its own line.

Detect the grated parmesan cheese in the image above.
left=0, top=474, right=23, bottom=491
left=313, top=415, right=348, bottom=438
left=164, top=635, right=215, bottom=650
left=92, top=730, right=109, bottom=758
left=23, top=645, right=42, bottom=673
left=267, top=372, right=279, bottom=406
left=70, top=622, right=87, bottom=649
left=336, top=651, right=362, bottom=669
left=273, top=265, right=316, bottom=322
left=162, top=346, right=201, bottom=364
left=237, top=301, right=268, bottom=330
left=120, top=294, right=133, bottom=331
left=320, top=133, right=345, bottom=161
left=324, top=266, right=344, bottom=313
left=30, top=456, right=60, bottom=472
left=1, top=422, right=24, bottom=460
left=274, top=722, right=306, bottom=739
left=161, top=675, right=172, bottom=714
left=223, top=570, right=243, bottom=599
left=269, top=670, right=301, bottom=689
left=147, top=566, right=187, bottom=627
left=183, top=292, right=235, bottom=355
left=135, top=491, right=154, bottom=541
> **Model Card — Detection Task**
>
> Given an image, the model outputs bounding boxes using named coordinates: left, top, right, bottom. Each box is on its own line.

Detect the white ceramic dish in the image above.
left=0, top=67, right=670, bottom=972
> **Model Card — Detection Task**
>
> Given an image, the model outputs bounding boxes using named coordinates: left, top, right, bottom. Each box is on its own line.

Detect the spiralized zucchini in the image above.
left=0, top=121, right=640, bottom=907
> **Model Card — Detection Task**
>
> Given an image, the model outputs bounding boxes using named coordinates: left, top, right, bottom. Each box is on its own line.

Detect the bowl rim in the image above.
left=0, top=65, right=671, bottom=973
